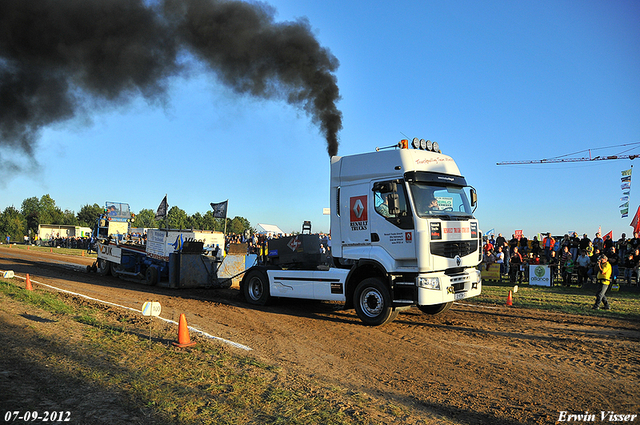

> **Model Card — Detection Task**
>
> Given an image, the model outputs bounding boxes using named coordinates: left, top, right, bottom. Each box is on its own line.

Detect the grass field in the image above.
left=467, top=280, right=640, bottom=321
left=0, top=243, right=97, bottom=258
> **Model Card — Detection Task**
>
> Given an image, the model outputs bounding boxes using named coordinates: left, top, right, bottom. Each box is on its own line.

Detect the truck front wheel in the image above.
left=418, top=301, right=453, bottom=315
left=354, top=278, right=398, bottom=326
left=242, top=270, right=271, bottom=306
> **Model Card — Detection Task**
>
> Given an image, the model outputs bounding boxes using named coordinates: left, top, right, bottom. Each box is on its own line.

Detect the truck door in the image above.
left=338, top=184, right=372, bottom=259
left=370, top=180, right=416, bottom=260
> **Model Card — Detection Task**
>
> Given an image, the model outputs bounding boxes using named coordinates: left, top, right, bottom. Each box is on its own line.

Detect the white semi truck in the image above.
left=241, top=138, right=482, bottom=325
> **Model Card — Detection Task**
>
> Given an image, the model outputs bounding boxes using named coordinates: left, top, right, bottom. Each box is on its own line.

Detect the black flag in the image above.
left=155, top=195, right=168, bottom=220
left=210, top=200, right=228, bottom=219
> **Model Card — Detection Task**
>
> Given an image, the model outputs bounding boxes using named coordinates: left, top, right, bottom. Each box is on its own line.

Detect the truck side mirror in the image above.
left=388, top=194, right=400, bottom=215
left=372, top=181, right=397, bottom=194
left=470, top=188, right=477, bottom=206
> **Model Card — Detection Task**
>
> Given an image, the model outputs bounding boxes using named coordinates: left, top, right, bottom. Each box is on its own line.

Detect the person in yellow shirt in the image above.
left=593, top=254, right=612, bottom=310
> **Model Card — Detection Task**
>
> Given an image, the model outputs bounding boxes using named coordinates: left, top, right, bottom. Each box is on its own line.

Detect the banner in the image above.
left=530, top=265, right=551, bottom=286
left=621, top=168, right=633, bottom=218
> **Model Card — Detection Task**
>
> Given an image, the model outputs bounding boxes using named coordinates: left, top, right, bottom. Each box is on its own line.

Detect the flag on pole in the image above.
left=631, top=206, right=640, bottom=234
left=622, top=168, right=632, bottom=177
left=155, top=195, right=168, bottom=220
left=210, top=200, right=228, bottom=219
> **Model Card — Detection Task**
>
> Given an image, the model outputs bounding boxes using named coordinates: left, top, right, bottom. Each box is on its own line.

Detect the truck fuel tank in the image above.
left=267, top=234, right=326, bottom=268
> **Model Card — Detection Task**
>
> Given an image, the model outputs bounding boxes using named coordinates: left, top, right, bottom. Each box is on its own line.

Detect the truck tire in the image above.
left=144, top=267, right=158, bottom=286
left=418, top=301, right=453, bottom=316
left=96, top=259, right=110, bottom=276
left=354, top=278, right=398, bottom=326
left=243, top=270, right=271, bottom=306
left=110, top=262, right=123, bottom=278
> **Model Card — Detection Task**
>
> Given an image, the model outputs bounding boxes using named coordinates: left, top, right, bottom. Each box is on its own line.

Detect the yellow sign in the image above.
left=141, top=302, right=161, bottom=317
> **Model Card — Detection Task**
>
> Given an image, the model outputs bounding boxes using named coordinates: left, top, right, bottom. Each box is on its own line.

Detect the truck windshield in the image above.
left=409, top=182, right=473, bottom=218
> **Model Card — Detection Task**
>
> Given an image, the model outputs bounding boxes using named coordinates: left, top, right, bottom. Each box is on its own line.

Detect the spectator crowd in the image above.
left=482, top=231, right=640, bottom=286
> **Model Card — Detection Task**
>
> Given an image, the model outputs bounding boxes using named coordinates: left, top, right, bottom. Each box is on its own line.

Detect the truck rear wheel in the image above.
left=418, top=301, right=453, bottom=315
left=243, top=270, right=271, bottom=306
left=354, top=278, right=398, bottom=326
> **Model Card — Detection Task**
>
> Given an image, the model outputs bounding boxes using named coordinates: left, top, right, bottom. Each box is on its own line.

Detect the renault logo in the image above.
left=455, top=255, right=462, bottom=266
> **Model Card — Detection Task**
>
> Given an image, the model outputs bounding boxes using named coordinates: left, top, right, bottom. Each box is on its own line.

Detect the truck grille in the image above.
left=430, top=241, right=478, bottom=258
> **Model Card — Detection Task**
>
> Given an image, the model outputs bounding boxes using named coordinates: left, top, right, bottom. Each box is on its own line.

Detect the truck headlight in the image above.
left=418, top=276, right=440, bottom=290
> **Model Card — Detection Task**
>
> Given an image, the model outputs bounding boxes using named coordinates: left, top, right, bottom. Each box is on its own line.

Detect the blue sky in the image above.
left=1, top=0, right=639, bottom=239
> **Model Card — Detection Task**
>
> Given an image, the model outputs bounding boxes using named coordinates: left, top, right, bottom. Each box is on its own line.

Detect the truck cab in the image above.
left=329, top=139, right=481, bottom=322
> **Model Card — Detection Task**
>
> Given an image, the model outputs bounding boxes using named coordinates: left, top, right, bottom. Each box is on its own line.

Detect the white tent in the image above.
left=256, top=223, right=286, bottom=236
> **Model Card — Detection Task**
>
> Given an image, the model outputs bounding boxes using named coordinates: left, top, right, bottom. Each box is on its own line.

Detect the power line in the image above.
left=496, top=141, right=640, bottom=165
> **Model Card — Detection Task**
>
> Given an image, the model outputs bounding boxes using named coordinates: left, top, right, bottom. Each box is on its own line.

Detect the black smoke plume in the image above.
left=0, top=0, right=342, bottom=174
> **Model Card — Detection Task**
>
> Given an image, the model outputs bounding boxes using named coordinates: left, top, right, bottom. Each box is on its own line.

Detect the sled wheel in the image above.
left=144, top=267, right=158, bottom=286
left=96, top=259, right=110, bottom=276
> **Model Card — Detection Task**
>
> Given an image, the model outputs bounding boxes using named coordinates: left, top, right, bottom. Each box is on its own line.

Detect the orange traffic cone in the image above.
left=25, top=274, right=33, bottom=291
left=172, top=314, right=196, bottom=348
left=506, top=290, right=513, bottom=307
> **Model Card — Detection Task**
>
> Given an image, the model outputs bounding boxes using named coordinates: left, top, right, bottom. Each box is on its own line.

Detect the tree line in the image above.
left=0, top=195, right=252, bottom=242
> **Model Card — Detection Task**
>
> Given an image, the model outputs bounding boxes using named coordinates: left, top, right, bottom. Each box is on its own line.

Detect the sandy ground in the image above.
left=0, top=246, right=638, bottom=424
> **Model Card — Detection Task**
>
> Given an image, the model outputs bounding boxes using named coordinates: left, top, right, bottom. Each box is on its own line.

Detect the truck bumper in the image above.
left=417, top=268, right=482, bottom=305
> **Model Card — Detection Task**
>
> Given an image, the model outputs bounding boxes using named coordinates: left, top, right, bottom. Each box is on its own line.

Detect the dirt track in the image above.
left=1, top=246, right=638, bottom=424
